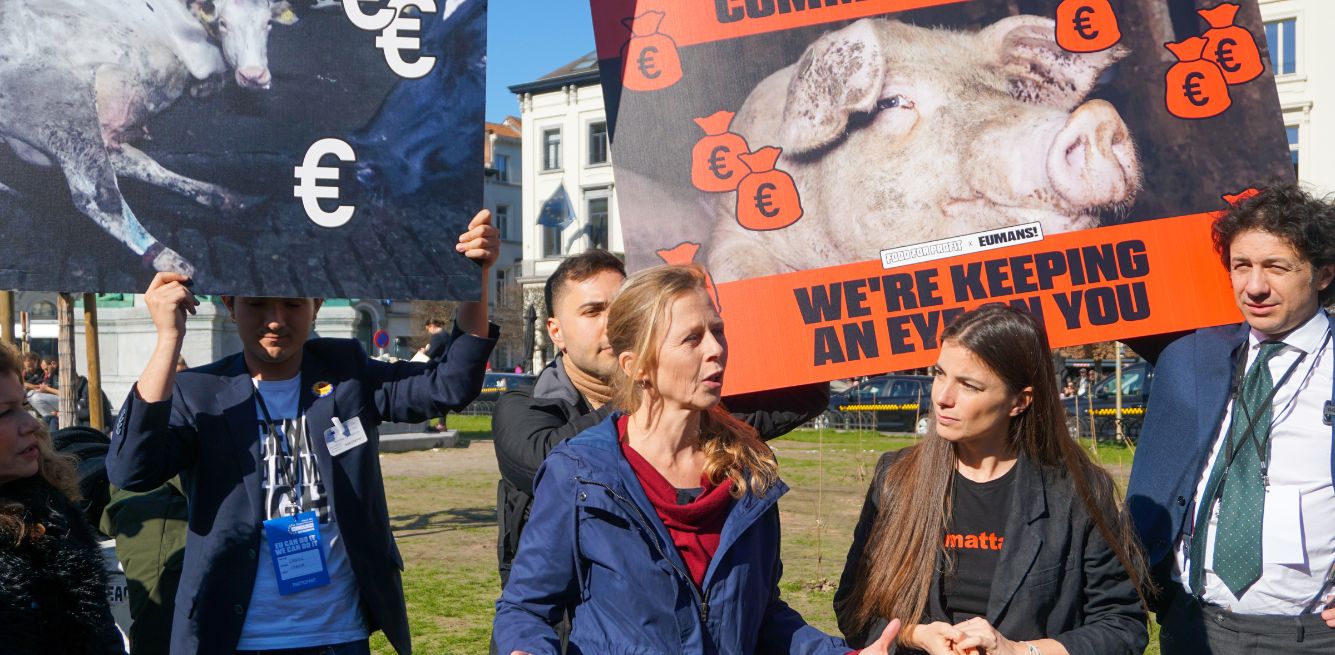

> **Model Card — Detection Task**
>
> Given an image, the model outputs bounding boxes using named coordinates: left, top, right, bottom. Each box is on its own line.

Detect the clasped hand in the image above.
left=907, top=617, right=1022, bottom=655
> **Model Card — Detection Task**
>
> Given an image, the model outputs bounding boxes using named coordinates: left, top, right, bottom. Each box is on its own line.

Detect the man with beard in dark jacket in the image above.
left=491, top=250, right=828, bottom=649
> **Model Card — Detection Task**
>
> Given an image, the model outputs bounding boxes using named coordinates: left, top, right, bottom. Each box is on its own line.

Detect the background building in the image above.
left=484, top=117, right=525, bottom=309
left=1261, top=0, right=1333, bottom=196
left=509, top=52, right=620, bottom=371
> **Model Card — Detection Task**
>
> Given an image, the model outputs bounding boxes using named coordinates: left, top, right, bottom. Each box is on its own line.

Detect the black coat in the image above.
left=108, top=331, right=497, bottom=655
left=834, top=449, right=1147, bottom=655
left=0, top=477, right=126, bottom=655
left=491, top=353, right=830, bottom=586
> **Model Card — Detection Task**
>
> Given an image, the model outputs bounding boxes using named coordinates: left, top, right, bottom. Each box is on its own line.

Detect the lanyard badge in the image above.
left=263, top=511, right=331, bottom=595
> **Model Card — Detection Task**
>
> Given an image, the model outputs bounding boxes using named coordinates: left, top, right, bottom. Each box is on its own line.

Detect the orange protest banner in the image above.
left=714, top=213, right=1242, bottom=395
left=590, top=0, right=1290, bottom=396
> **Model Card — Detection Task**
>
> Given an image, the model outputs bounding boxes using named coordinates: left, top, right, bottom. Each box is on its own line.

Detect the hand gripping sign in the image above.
left=1165, top=36, right=1232, bottom=119
left=1199, top=3, right=1264, bottom=86
left=691, top=111, right=751, bottom=193
left=619, top=10, right=683, bottom=92
left=1055, top=0, right=1122, bottom=53
left=734, top=147, right=803, bottom=232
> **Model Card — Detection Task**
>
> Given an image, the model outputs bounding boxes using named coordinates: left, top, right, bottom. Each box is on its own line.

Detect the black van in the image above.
left=824, top=375, right=933, bottom=435
left=1062, top=362, right=1154, bottom=444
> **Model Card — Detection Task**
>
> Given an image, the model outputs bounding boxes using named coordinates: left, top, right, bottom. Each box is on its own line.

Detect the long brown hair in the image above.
left=844, top=304, right=1149, bottom=636
left=0, top=343, right=80, bottom=544
left=607, top=263, right=779, bottom=498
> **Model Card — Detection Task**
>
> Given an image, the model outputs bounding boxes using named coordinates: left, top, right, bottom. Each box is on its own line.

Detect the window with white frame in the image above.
left=542, top=129, right=562, bottom=171
left=588, top=121, right=609, bottom=166
left=494, top=153, right=510, bottom=182
left=1264, top=18, right=1296, bottom=76
left=29, top=301, right=55, bottom=319
left=541, top=225, right=562, bottom=258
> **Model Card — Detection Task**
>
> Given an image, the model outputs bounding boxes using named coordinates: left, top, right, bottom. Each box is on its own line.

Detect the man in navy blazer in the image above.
left=107, top=211, right=500, bottom=655
left=1127, top=185, right=1335, bottom=654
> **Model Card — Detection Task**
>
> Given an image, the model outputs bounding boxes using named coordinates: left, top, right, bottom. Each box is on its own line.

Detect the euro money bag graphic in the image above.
left=735, top=147, right=803, bottom=231
left=1165, top=36, right=1232, bottom=119
left=1056, top=0, right=1122, bottom=53
left=657, top=242, right=721, bottom=311
left=620, top=11, right=683, bottom=92
left=1199, top=3, right=1264, bottom=85
left=691, top=111, right=751, bottom=193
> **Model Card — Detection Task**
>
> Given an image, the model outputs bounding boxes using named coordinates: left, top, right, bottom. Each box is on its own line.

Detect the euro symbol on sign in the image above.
left=707, top=145, right=733, bottom=180
left=1182, top=71, right=1209, bottom=107
left=1073, top=5, right=1100, bottom=40
left=637, top=45, right=661, bottom=80
left=1215, top=38, right=1240, bottom=73
left=374, top=0, right=437, bottom=79
left=754, top=182, right=779, bottom=218
left=341, top=0, right=397, bottom=31
left=294, top=138, right=357, bottom=228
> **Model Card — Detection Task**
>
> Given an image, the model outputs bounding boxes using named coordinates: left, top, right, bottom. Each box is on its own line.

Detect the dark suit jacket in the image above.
left=1126, top=315, right=1335, bottom=603
left=834, top=449, right=1147, bottom=655
left=107, top=329, right=497, bottom=655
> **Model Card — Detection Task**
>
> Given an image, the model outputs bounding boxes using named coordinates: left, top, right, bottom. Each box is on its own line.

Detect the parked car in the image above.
left=475, top=372, right=537, bottom=403
left=823, top=374, right=933, bottom=435
left=1062, top=362, right=1153, bottom=444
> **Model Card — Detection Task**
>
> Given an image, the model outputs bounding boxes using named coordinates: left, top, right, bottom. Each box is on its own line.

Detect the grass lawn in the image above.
left=373, top=418, right=1158, bottom=653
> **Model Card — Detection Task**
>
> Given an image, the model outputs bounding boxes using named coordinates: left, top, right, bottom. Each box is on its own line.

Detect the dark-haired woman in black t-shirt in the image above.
left=833, top=305, right=1149, bottom=655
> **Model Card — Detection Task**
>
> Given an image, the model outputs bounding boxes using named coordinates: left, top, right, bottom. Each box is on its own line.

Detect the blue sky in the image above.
left=485, top=1, right=597, bottom=122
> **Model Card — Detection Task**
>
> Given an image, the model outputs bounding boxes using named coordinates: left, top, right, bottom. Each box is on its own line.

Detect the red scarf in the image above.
left=617, top=416, right=733, bottom=588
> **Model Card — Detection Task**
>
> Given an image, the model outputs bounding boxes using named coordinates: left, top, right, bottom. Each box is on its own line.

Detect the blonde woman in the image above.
left=494, top=264, right=898, bottom=655
left=0, top=343, right=125, bottom=654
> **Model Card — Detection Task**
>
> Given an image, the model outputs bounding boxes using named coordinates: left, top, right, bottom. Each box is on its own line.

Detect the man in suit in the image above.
left=107, top=210, right=500, bottom=655
left=1128, top=184, right=1335, bottom=654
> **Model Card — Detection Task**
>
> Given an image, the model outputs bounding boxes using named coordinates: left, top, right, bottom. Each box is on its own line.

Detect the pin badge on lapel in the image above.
left=1324, top=401, right=1333, bottom=426
left=312, top=381, right=334, bottom=398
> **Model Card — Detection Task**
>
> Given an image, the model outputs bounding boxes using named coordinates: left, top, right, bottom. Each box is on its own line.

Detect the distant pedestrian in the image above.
left=27, top=357, right=60, bottom=419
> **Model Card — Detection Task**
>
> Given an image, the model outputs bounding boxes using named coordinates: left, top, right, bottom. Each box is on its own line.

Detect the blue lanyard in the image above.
left=254, top=386, right=304, bottom=511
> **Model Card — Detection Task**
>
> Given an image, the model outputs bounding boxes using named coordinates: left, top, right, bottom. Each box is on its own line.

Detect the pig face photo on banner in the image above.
left=0, top=0, right=486, bottom=299
left=601, top=0, right=1291, bottom=284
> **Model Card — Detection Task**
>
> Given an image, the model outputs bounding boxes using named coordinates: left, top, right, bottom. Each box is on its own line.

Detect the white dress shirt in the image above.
left=1175, top=309, right=1335, bottom=614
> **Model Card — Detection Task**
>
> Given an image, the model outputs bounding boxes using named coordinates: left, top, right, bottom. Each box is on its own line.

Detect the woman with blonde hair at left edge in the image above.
left=493, top=263, right=899, bottom=654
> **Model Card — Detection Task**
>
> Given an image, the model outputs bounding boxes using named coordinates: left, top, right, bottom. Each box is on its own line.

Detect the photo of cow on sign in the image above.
left=0, top=0, right=486, bottom=300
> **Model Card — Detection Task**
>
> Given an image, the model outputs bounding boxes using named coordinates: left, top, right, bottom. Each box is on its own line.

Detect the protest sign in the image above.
left=590, top=0, right=1292, bottom=395
left=0, top=0, right=486, bottom=300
